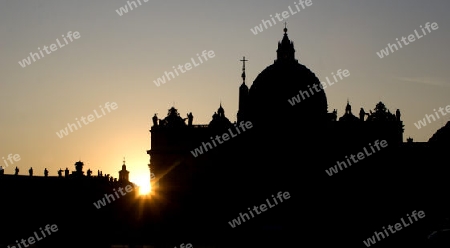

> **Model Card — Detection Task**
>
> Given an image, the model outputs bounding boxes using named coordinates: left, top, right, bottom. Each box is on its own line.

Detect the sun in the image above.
left=131, top=174, right=151, bottom=195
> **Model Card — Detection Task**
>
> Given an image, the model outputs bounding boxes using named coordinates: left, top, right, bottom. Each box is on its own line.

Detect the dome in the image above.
left=159, top=107, right=187, bottom=127
left=246, top=28, right=328, bottom=125
left=209, top=103, right=231, bottom=129
left=339, top=101, right=360, bottom=121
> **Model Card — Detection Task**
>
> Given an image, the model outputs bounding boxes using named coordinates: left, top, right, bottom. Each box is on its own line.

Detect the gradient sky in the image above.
left=1, top=0, right=449, bottom=184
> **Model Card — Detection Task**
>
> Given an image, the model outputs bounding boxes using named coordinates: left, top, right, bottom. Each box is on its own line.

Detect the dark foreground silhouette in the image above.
left=1, top=27, right=450, bottom=248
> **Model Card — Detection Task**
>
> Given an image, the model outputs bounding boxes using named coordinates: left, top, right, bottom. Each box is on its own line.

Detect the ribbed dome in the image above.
left=246, top=30, right=328, bottom=125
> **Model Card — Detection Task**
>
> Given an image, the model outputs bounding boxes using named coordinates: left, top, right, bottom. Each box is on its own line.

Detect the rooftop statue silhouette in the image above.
left=0, top=161, right=130, bottom=185
left=359, top=107, right=369, bottom=121
left=187, top=112, right=193, bottom=126
left=152, top=113, right=158, bottom=127
left=0, top=160, right=124, bottom=183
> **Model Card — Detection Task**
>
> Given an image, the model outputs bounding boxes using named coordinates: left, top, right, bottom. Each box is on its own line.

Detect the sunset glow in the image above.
left=131, top=174, right=151, bottom=195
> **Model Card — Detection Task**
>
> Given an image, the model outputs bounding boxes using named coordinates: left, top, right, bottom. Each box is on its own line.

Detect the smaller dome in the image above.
left=159, top=107, right=187, bottom=127
left=209, top=104, right=231, bottom=129
left=339, top=101, right=359, bottom=121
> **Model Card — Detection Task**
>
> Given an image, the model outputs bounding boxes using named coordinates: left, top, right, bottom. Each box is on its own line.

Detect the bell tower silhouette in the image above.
left=237, top=56, right=249, bottom=123
left=119, top=158, right=129, bottom=182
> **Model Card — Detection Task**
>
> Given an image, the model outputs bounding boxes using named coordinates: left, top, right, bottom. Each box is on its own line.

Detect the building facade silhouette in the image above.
left=147, top=27, right=405, bottom=195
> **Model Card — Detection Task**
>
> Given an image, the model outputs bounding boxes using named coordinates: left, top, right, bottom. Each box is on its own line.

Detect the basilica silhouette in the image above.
left=1, top=27, right=450, bottom=247
left=146, top=27, right=450, bottom=247
left=148, top=26, right=406, bottom=198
